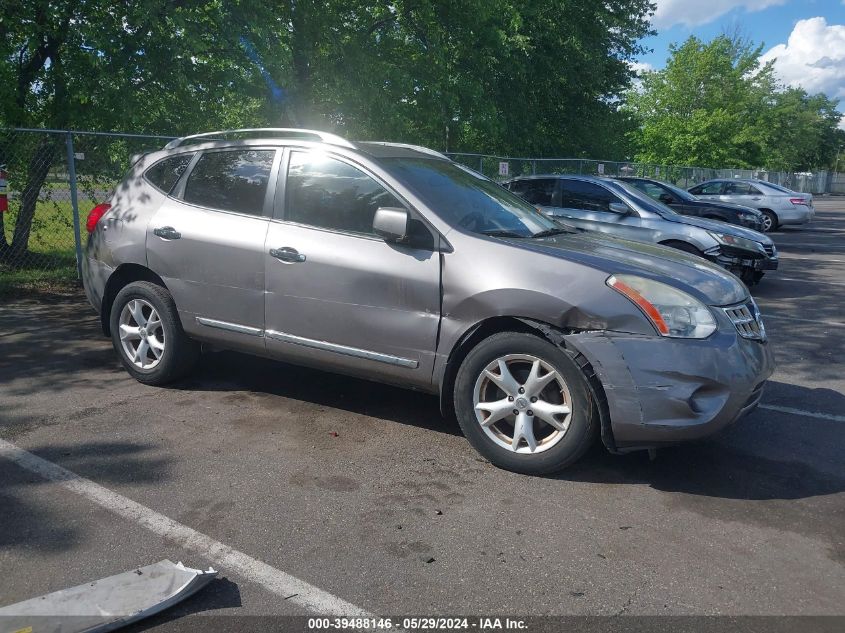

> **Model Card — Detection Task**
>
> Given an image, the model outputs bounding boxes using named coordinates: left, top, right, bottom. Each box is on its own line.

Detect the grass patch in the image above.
left=1, top=198, right=91, bottom=297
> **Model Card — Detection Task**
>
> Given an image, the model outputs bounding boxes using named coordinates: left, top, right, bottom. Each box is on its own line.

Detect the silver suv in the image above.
left=83, top=129, right=774, bottom=474
left=688, top=179, right=814, bottom=232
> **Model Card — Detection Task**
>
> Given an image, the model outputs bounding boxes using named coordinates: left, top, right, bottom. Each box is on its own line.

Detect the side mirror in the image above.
left=658, top=193, right=674, bottom=204
left=373, top=207, right=409, bottom=242
left=608, top=202, right=630, bottom=215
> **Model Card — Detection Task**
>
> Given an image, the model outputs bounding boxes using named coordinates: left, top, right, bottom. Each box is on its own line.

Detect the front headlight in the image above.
left=708, top=231, right=766, bottom=255
left=607, top=274, right=717, bottom=339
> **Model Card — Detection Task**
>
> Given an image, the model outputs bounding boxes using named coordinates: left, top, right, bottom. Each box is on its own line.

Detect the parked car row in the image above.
left=83, top=128, right=774, bottom=475
left=504, top=175, right=779, bottom=285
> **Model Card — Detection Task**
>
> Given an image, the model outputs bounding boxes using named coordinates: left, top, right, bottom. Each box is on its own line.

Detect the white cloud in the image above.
left=629, top=61, right=654, bottom=75
left=652, top=0, right=786, bottom=29
left=760, top=18, right=845, bottom=100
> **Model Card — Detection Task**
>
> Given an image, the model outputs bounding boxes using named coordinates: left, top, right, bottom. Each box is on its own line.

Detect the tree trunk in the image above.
left=5, top=136, right=59, bottom=260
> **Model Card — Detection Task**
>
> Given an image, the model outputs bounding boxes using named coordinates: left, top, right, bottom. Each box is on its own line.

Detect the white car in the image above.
left=688, top=179, right=814, bottom=232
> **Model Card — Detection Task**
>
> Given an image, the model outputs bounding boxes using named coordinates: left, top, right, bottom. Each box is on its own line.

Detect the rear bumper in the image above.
left=564, top=329, right=774, bottom=449
left=81, top=254, right=112, bottom=315
left=777, top=205, right=813, bottom=225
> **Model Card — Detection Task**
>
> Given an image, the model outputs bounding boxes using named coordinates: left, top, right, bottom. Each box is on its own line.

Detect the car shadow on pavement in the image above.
left=174, top=349, right=462, bottom=437
left=558, top=379, right=845, bottom=504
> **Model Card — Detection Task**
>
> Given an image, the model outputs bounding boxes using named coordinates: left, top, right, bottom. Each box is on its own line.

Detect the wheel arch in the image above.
left=438, top=316, right=615, bottom=452
left=100, top=264, right=168, bottom=336
left=658, top=239, right=705, bottom=256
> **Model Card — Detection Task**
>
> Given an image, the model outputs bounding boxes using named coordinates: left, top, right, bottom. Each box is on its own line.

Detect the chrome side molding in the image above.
left=196, top=317, right=264, bottom=337
left=265, top=330, right=419, bottom=368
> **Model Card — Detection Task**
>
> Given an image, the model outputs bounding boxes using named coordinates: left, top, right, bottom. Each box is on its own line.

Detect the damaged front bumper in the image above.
left=705, top=245, right=779, bottom=276
left=0, top=560, right=217, bottom=633
left=564, top=328, right=774, bottom=451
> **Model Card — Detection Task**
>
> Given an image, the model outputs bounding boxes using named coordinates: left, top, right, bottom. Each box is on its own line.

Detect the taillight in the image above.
left=789, top=198, right=807, bottom=206
left=86, top=203, right=111, bottom=233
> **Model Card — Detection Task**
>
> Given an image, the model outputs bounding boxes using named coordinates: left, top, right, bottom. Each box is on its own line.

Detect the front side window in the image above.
left=285, top=152, right=403, bottom=235
left=509, top=178, right=557, bottom=206
left=560, top=180, right=623, bottom=212
left=145, top=153, right=194, bottom=194
left=183, top=149, right=275, bottom=215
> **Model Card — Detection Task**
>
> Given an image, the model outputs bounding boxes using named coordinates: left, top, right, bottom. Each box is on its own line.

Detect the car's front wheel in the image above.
left=454, top=332, right=599, bottom=475
left=110, top=281, right=199, bottom=385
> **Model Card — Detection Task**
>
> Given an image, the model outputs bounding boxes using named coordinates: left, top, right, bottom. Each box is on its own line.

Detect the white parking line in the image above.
left=773, top=243, right=845, bottom=249
left=762, top=314, right=845, bottom=327
left=758, top=404, right=845, bottom=423
left=0, top=438, right=369, bottom=617
left=772, top=277, right=845, bottom=287
left=774, top=255, right=845, bottom=264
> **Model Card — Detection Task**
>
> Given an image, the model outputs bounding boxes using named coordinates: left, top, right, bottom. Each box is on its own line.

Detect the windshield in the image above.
left=606, top=180, right=679, bottom=217
left=380, top=158, right=563, bottom=238
left=661, top=181, right=697, bottom=201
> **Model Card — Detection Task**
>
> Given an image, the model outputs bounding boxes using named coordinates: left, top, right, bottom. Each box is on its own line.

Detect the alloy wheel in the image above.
left=118, top=299, right=165, bottom=369
left=473, top=354, right=573, bottom=454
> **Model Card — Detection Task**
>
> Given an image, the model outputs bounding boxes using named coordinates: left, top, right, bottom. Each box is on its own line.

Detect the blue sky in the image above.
left=635, top=0, right=845, bottom=122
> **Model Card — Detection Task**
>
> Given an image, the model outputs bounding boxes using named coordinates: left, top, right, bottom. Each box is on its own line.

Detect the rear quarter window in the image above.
left=144, top=154, right=194, bottom=194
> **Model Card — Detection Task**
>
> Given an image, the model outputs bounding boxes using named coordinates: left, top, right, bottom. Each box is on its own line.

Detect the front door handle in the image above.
left=270, top=247, right=306, bottom=263
left=153, top=226, right=181, bottom=240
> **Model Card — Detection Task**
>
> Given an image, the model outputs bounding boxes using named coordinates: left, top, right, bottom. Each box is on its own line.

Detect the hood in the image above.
left=663, top=213, right=772, bottom=245
left=503, top=232, right=748, bottom=306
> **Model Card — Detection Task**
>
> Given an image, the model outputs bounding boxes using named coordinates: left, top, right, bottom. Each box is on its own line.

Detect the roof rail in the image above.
left=365, top=142, right=451, bottom=160
left=163, top=128, right=355, bottom=150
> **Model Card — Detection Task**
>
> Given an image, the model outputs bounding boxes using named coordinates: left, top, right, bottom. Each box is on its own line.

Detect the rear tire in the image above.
left=453, top=332, right=598, bottom=475
left=761, top=210, right=778, bottom=233
left=110, top=281, right=199, bottom=385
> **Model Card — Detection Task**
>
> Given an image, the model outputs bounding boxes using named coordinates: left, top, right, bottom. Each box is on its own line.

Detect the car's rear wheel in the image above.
left=453, top=332, right=598, bottom=475
left=761, top=210, right=778, bottom=232
left=110, top=281, right=199, bottom=385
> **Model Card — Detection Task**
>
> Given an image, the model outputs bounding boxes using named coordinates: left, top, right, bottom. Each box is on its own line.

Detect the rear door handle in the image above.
left=153, top=226, right=181, bottom=240
left=270, top=247, right=306, bottom=263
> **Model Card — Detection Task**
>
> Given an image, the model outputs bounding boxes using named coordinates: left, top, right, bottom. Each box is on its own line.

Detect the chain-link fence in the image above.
left=1, top=128, right=843, bottom=294
left=0, top=128, right=175, bottom=292
left=447, top=153, right=838, bottom=194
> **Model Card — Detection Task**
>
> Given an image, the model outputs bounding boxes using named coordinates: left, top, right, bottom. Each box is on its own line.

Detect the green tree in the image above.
left=0, top=0, right=270, bottom=258
left=626, top=34, right=844, bottom=171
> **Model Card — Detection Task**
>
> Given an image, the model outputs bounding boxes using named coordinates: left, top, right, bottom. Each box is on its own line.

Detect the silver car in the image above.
left=82, top=128, right=774, bottom=475
left=688, top=178, right=814, bottom=232
left=506, top=175, right=778, bottom=285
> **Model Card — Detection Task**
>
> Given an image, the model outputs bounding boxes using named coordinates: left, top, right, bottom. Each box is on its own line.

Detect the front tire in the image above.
left=110, top=281, right=199, bottom=385
left=453, top=332, right=598, bottom=475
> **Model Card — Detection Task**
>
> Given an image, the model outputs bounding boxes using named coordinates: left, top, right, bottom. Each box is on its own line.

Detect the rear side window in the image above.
left=144, top=154, right=194, bottom=194
left=724, top=182, right=761, bottom=195
left=689, top=182, right=724, bottom=195
left=183, top=149, right=275, bottom=215
left=559, top=180, right=622, bottom=212
left=509, top=179, right=557, bottom=206
left=285, top=151, right=403, bottom=235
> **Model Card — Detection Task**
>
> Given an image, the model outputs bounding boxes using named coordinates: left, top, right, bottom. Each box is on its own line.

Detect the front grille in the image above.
left=763, top=244, right=776, bottom=257
left=724, top=301, right=766, bottom=341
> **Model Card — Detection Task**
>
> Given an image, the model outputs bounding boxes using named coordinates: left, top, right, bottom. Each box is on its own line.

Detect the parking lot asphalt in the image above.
left=1, top=199, right=844, bottom=625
